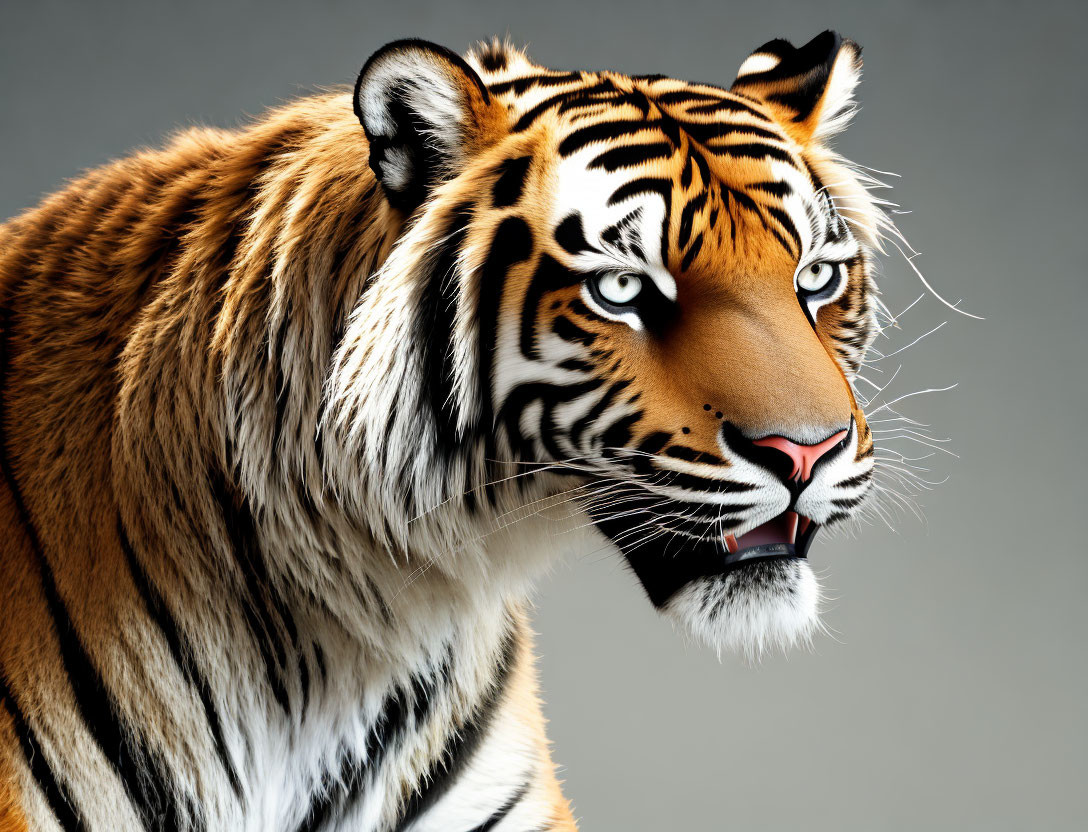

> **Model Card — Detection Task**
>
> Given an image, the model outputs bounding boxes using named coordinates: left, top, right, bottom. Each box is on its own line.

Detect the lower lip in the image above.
left=721, top=511, right=818, bottom=569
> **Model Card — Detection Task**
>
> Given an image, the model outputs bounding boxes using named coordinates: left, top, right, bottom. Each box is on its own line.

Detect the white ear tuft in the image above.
left=811, top=42, right=862, bottom=142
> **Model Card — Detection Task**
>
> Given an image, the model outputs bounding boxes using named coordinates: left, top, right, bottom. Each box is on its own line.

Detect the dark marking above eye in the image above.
left=492, top=155, right=533, bottom=208
left=601, top=225, right=622, bottom=248
left=555, top=213, right=589, bottom=254
left=715, top=411, right=723, bottom=419
left=703, top=404, right=712, bottom=410
left=681, top=426, right=691, bottom=434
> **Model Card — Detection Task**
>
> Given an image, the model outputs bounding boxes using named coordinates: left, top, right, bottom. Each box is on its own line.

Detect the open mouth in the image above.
left=592, top=493, right=821, bottom=608
left=720, top=510, right=819, bottom=570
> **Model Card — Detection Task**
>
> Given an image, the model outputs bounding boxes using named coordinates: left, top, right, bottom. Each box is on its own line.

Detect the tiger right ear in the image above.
left=355, top=39, right=496, bottom=212
left=730, top=31, right=862, bottom=147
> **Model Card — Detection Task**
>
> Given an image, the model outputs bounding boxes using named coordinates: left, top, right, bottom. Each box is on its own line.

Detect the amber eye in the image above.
left=797, top=261, right=837, bottom=293
left=595, top=272, right=643, bottom=306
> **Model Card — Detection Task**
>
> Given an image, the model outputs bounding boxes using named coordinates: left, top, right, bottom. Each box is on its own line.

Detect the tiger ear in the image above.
left=730, top=31, right=862, bottom=146
left=355, top=39, right=495, bottom=212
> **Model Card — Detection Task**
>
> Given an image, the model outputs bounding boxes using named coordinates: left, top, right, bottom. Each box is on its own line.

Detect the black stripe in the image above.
left=499, top=378, right=605, bottom=462
left=749, top=180, right=793, bottom=198
left=686, top=96, right=771, bottom=120
left=477, top=217, right=534, bottom=431
left=764, top=205, right=802, bottom=257
left=677, top=192, right=707, bottom=251
left=271, top=307, right=291, bottom=458
left=293, top=744, right=365, bottom=832
left=679, top=119, right=783, bottom=144
left=297, top=647, right=454, bottom=832
left=119, top=520, right=242, bottom=797
left=511, top=80, right=615, bottom=132
left=569, top=379, right=632, bottom=449
left=680, top=232, right=704, bottom=272
left=0, top=675, right=87, bottom=832
left=607, top=177, right=672, bottom=265
left=488, top=72, right=583, bottom=96
left=653, top=89, right=722, bottom=105
left=551, top=315, right=597, bottom=347
left=835, top=472, right=872, bottom=490
left=0, top=310, right=195, bottom=832
left=558, top=119, right=657, bottom=156
left=708, top=141, right=795, bottom=165
left=491, top=156, right=533, bottom=208
left=519, top=255, right=581, bottom=360
left=555, top=213, right=590, bottom=255
left=392, top=629, right=518, bottom=831
left=589, top=142, right=673, bottom=173
left=208, top=466, right=295, bottom=715
left=418, top=206, right=473, bottom=452
left=470, top=783, right=530, bottom=832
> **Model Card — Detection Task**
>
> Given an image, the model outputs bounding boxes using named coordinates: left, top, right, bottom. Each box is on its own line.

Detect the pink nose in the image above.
left=751, top=430, right=849, bottom=483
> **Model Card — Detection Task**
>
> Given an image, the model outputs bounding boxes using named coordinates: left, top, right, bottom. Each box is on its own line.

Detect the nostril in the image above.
left=751, top=430, right=849, bottom=483
left=720, top=421, right=851, bottom=486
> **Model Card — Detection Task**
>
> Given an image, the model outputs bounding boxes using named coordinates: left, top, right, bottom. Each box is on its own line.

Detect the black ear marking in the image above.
left=355, top=39, right=491, bottom=213
left=745, top=32, right=842, bottom=121
left=731, top=30, right=862, bottom=143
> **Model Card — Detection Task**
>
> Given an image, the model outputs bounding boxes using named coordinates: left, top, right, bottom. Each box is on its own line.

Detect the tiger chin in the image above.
left=0, top=29, right=893, bottom=832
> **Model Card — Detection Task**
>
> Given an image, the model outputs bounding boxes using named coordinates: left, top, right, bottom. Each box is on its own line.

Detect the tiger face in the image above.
left=355, top=33, right=883, bottom=655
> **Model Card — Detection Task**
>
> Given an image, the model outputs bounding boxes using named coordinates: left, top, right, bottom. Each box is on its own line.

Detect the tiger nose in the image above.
left=751, top=430, right=849, bottom=483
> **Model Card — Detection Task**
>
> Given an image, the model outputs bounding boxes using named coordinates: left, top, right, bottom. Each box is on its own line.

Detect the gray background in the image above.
left=2, top=1, right=1085, bottom=829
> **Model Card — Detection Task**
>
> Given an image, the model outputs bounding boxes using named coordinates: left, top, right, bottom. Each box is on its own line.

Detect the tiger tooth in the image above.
left=785, top=510, right=799, bottom=545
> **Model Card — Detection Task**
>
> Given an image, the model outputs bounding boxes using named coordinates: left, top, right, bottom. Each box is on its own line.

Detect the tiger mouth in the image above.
left=595, top=503, right=820, bottom=608
left=720, top=510, right=819, bottom=570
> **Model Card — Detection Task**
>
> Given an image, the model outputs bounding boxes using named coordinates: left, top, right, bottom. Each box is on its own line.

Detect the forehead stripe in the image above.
left=708, top=142, right=794, bottom=164
left=510, top=79, right=616, bottom=132
left=488, top=71, right=583, bottom=96
left=589, top=142, right=674, bottom=173
left=558, top=119, right=659, bottom=156
left=687, top=96, right=771, bottom=120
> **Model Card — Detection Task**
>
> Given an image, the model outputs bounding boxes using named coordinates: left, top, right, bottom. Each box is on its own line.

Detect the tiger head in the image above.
left=347, top=33, right=885, bottom=656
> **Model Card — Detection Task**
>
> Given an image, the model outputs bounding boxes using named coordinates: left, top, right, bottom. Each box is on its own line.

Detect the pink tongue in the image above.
left=725, top=511, right=798, bottom=554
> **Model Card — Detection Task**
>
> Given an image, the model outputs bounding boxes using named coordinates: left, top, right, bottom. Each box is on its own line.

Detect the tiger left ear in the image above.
left=355, top=39, right=497, bottom=212
left=730, top=30, right=862, bottom=146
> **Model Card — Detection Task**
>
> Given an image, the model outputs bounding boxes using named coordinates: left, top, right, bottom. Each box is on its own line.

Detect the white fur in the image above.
left=665, top=559, right=821, bottom=660
left=812, top=45, right=862, bottom=142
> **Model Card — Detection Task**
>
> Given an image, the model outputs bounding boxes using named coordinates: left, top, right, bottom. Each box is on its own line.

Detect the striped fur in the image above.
left=1, top=32, right=888, bottom=830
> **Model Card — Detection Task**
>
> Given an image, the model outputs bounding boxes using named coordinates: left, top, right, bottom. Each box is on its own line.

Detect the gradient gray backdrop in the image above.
left=3, top=1, right=1085, bottom=829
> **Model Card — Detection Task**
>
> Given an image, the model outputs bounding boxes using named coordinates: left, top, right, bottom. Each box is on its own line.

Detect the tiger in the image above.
left=0, top=30, right=892, bottom=832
